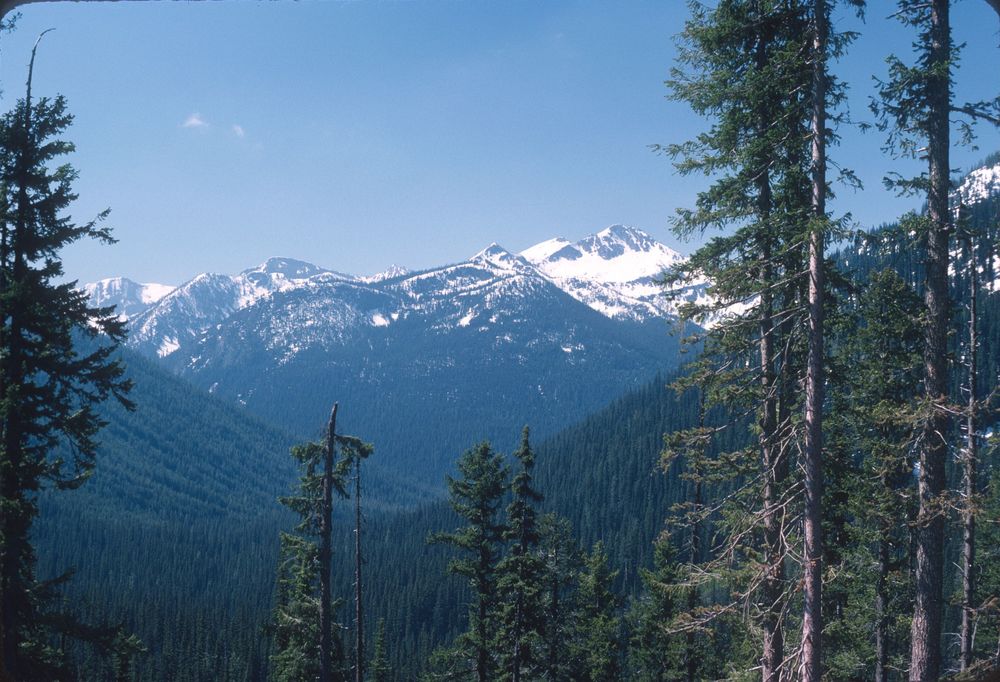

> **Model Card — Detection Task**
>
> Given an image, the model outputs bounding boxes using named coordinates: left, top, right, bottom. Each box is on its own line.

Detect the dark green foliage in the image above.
left=370, top=618, right=391, bottom=682
left=270, top=535, right=326, bottom=682
left=427, top=442, right=509, bottom=681
left=571, top=542, right=623, bottom=682
left=626, top=535, right=686, bottom=682
left=823, top=268, right=924, bottom=679
left=0, top=70, right=133, bottom=678
left=496, top=427, right=545, bottom=681
left=270, top=440, right=350, bottom=682
left=536, top=513, right=581, bottom=682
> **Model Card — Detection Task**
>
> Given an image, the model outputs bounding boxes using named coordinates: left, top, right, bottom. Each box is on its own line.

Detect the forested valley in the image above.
left=1, top=0, right=1000, bottom=681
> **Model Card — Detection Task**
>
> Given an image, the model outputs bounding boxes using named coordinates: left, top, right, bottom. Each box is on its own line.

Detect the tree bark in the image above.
left=320, top=403, right=338, bottom=682
left=753, top=17, right=782, bottom=677
left=909, top=2, right=950, bottom=679
left=354, top=454, right=364, bottom=682
left=802, top=1, right=827, bottom=680
left=875, top=523, right=890, bottom=682
left=686, top=392, right=704, bottom=682
left=960, top=231, right=978, bottom=672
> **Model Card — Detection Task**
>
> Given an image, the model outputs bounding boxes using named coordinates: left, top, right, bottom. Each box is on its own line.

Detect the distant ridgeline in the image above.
left=85, top=225, right=701, bottom=488
left=34, top=158, right=1000, bottom=680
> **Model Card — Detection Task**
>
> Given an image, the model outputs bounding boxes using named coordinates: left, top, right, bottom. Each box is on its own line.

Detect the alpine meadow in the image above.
left=1, top=1, right=1000, bottom=681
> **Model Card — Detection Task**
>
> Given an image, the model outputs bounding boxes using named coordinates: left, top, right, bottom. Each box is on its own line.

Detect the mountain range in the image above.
left=86, top=225, right=701, bottom=484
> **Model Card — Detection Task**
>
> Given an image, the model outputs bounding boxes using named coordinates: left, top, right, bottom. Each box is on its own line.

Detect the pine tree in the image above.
left=827, top=266, right=923, bottom=680
left=270, top=439, right=349, bottom=682
left=319, top=405, right=342, bottom=682
left=339, top=433, right=374, bottom=682
left=874, top=2, right=998, bottom=675
left=572, top=542, right=622, bottom=682
left=627, top=534, right=686, bottom=682
left=497, top=427, right=545, bottom=682
left=428, top=442, right=508, bottom=682
left=0, top=38, right=133, bottom=679
left=369, top=618, right=391, bottom=682
left=661, top=2, right=814, bottom=677
left=537, top=513, right=580, bottom=682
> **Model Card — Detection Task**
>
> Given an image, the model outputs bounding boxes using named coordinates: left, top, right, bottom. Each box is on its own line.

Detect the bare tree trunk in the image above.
left=802, top=2, right=828, bottom=681
left=875, top=522, right=890, bottom=682
left=910, top=3, right=950, bottom=679
left=354, top=454, right=364, bottom=682
left=760, top=241, right=783, bottom=682
left=960, top=231, right=978, bottom=672
left=320, top=403, right=339, bottom=682
left=686, top=392, right=705, bottom=682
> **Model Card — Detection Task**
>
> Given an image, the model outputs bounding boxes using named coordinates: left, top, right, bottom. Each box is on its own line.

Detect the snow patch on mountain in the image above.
left=362, top=264, right=410, bottom=283
left=520, top=237, right=572, bottom=263
left=955, top=162, right=1000, bottom=205
left=124, top=258, right=353, bottom=357
left=84, top=277, right=176, bottom=320
left=521, top=224, right=697, bottom=322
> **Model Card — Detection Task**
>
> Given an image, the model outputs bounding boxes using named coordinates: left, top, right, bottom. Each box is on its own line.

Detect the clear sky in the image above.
left=0, top=0, right=997, bottom=286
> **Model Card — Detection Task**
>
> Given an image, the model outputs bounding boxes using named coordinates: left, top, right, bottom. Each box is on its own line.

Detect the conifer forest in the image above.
left=0, top=0, right=999, bottom=680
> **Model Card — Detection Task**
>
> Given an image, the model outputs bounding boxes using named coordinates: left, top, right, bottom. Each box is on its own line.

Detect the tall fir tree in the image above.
left=627, top=533, right=687, bottom=682
left=341, top=433, right=373, bottom=682
left=0, top=38, right=133, bottom=679
left=496, top=427, right=545, bottom=682
left=537, top=513, right=581, bottom=682
left=661, top=2, right=814, bottom=677
left=826, top=265, right=923, bottom=680
left=270, top=439, right=349, bottom=682
left=270, top=419, right=371, bottom=682
left=428, top=442, right=508, bottom=682
left=369, top=618, right=391, bottom=682
left=571, top=542, right=622, bottom=682
left=874, top=1, right=998, bottom=675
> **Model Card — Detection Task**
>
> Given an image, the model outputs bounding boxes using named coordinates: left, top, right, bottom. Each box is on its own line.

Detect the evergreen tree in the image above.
left=627, top=534, right=686, bottom=682
left=270, top=440, right=349, bottom=682
left=340, top=433, right=374, bottom=682
left=0, top=39, right=133, bottom=679
left=661, top=2, right=814, bottom=677
left=571, top=542, right=622, bottom=682
left=536, top=513, right=580, bottom=682
left=826, top=266, right=923, bottom=680
left=497, top=427, right=545, bottom=682
left=370, top=618, right=391, bottom=682
left=428, top=442, right=508, bottom=682
left=874, top=2, right=997, bottom=676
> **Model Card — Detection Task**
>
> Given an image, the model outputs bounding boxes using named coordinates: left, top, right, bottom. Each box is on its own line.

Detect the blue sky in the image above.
left=0, top=0, right=997, bottom=285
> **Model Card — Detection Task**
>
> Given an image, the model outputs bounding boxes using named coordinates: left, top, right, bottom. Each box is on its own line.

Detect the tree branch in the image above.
left=951, top=105, right=1000, bottom=127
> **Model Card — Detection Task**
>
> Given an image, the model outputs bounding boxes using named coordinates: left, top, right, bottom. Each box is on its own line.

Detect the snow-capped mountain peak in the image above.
left=84, top=277, right=175, bottom=319
left=519, top=224, right=693, bottom=321
left=470, top=243, right=533, bottom=272
left=362, top=264, right=410, bottom=283
left=245, top=257, right=330, bottom=280
left=523, top=224, right=683, bottom=284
